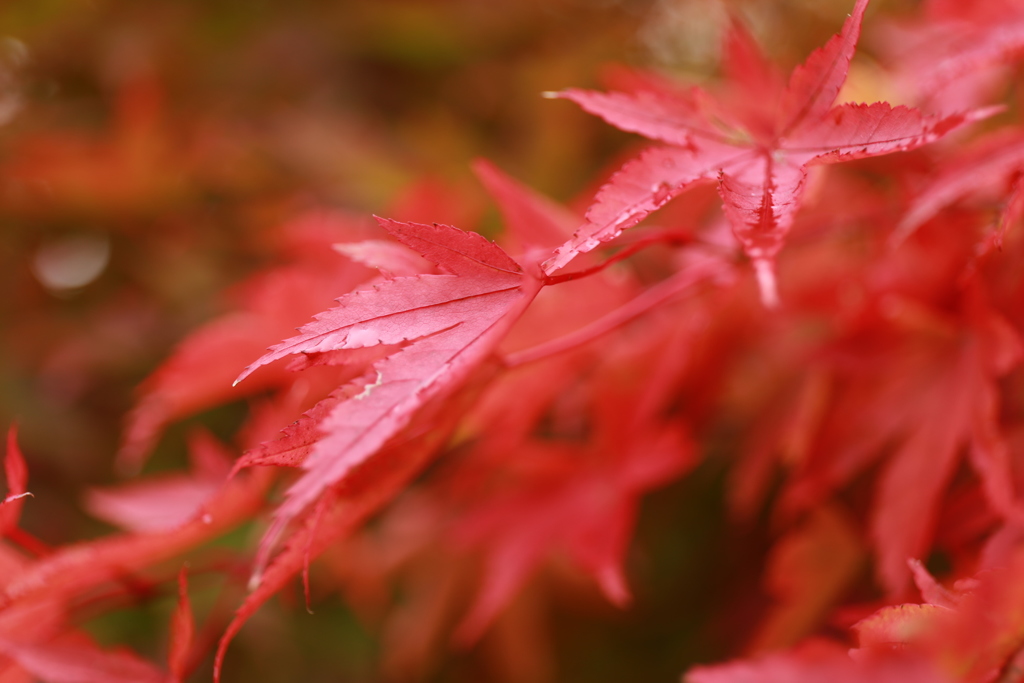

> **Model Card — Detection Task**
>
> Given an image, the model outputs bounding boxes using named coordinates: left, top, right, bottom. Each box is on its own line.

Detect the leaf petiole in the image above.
left=506, top=257, right=728, bottom=368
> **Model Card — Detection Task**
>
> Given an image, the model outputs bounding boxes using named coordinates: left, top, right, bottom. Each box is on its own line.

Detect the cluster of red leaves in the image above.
left=10, top=0, right=1024, bottom=680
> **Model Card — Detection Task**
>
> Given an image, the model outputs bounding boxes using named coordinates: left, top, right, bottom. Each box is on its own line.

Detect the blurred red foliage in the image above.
left=6, top=0, right=1024, bottom=681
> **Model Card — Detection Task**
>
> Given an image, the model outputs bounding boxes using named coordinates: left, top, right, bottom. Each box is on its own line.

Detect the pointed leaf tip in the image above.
left=779, top=0, right=870, bottom=135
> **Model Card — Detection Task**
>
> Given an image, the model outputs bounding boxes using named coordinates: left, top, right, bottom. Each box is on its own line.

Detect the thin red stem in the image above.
left=506, top=260, right=724, bottom=368
left=6, top=527, right=52, bottom=557
left=542, top=228, right=694, bottom=286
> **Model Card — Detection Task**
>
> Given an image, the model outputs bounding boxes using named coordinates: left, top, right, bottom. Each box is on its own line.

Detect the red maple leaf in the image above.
left=544, top=0, right=988, bottom=305
left=233, top=218, right=541, bottom=581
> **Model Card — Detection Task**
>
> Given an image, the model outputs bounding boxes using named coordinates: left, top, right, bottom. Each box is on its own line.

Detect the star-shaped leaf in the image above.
left=545, top=0, right=989, bottom=305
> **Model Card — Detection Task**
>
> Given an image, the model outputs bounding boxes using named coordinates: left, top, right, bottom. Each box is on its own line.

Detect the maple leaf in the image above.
left=233, top=218, right=541, bottom=582
left=894, top=129, right=1024, bottom=247
left=544, top=0, right=989, bottom=306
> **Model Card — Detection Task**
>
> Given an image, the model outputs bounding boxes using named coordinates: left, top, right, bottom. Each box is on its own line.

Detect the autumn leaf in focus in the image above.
left=234, top=218, right=541, bottom=582
left=545, top=0, right=988, bottom=306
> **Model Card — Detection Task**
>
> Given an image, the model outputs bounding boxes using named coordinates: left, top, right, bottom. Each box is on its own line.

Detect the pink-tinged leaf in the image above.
left=784, top=103, right=995, bottom=166
left=333, top=240, right=433, bottom=277
left=543, top=144, right=745, bottom=274
left=167, top=569, right=192, bottom=683
left=547, top=87, right=726, bottom=148
left=261, top=287, right=535, bottom=575
left=550, top=0, right=980, bottom=299
left=893, top=131, right=1024, bottom=245
left=0, top=427, right=30, bottom=537
left=686, top=640, right=949, bottom=683
left=0, top=638, right=170, bottom=683
left=235, top=222, right=524, bottom=383
left=779, top=0, right=870, bottom=135
left=719, top=158, right=806, bottom=307
left=382, top=218, right=523, bottom=276
left=238, top=220, right=540, bottom=582
left=471, top=158, right=579, bottom=252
